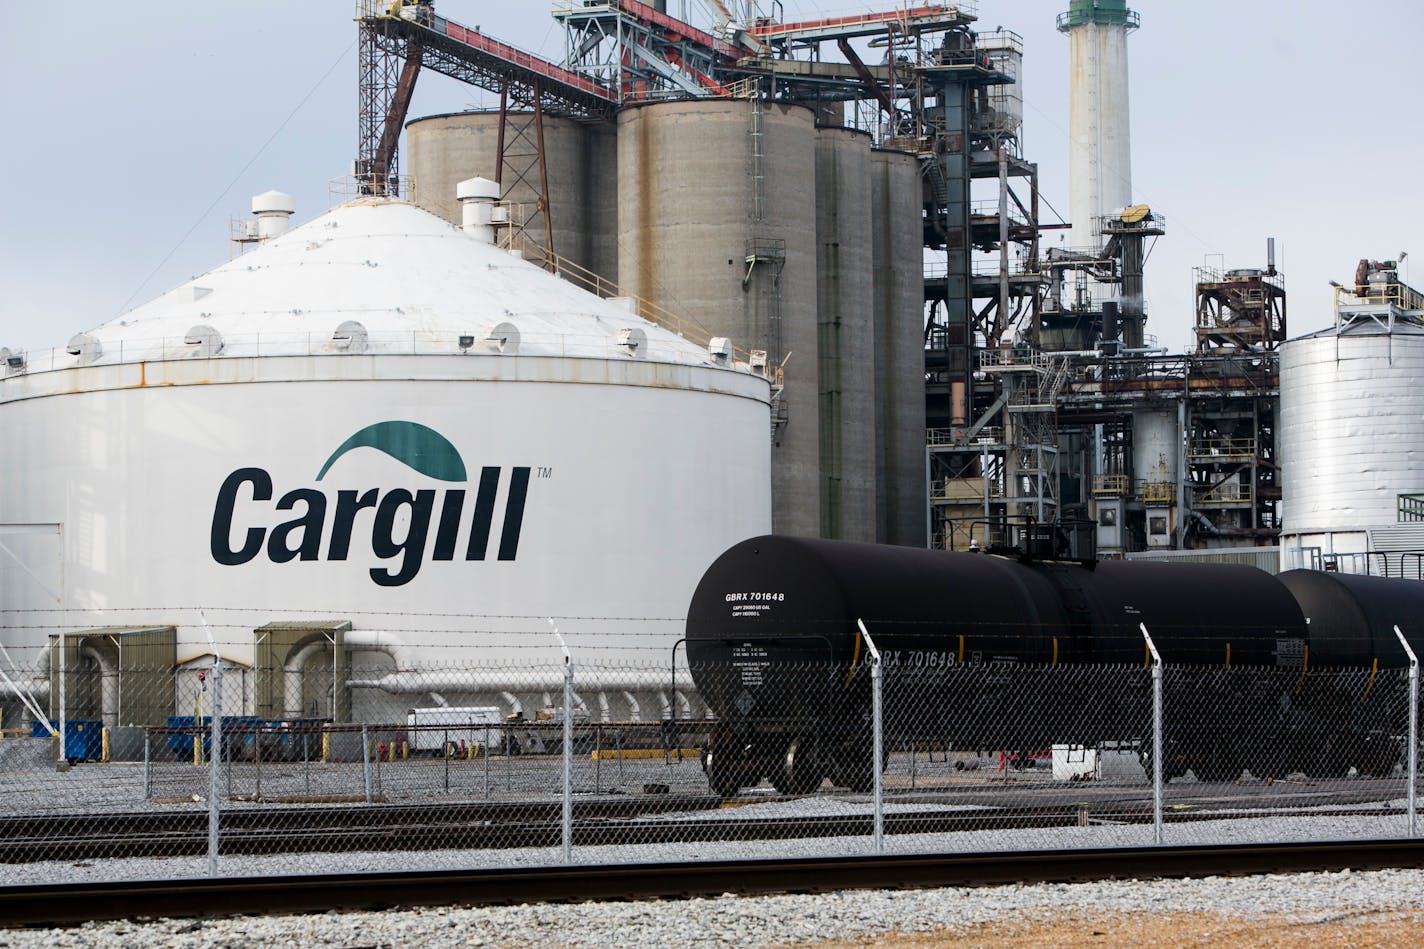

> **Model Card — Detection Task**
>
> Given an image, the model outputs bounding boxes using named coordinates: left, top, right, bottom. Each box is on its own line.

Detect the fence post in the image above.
left=143, top=730, right=151, bottom=801
left=207, top=656, right=223, bottom=877
left=1394, top=626, right=1418, bottom=838
left=58, top=630, right=67, bottom=765
left=561, top=651, right=574, bottom=863
left=362, top=725, right=373, bottom=805
left=1140, top=623, right=1163, bottom=846
left=856, top=620, right=885, bottom=854
left=550, top=619, right=573, bottom=864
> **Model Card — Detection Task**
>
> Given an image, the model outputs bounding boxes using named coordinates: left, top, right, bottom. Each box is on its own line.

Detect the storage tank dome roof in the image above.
left=63, top=197, right=728, bottom=368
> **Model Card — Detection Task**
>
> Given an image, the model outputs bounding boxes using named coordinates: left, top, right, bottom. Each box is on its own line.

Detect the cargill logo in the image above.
left=210, top=421, right=532, bottom=587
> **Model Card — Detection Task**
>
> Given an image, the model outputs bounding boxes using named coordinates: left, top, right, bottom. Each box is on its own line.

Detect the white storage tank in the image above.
left=0, top=188, right=771, bottom=724
left=1280, top=315, right=1424, bottom=567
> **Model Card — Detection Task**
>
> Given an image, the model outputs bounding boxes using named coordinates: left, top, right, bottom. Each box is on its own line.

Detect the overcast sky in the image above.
left=4, top=1, right=1420, bottom=356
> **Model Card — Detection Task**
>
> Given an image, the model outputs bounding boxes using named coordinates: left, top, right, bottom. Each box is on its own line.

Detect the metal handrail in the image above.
left=1195, top=483, right=1250, bottom=505
left=1187, top=437, right=1257, bottom=460
left=501, top=232, right=783, bottom=386
left=1139, top=481, right=1175, bottom=504
left=1335, top=282, right=1424, bottom=314
left=1092, top=474, right=1129, bottom=497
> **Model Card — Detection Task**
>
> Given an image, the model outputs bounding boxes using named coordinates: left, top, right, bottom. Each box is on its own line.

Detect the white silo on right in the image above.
left=1280, top=281, right=1424, bottom=571
left=1058, top=0, right=1139, bottom=251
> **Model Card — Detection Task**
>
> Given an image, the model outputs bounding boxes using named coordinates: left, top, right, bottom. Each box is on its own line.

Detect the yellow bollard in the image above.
left=401, top=741, right=408, bottom=760
left=193, top=688, right=204, bottom=767
left=101, top=727, right=110, bottom=763
left=322, top=729, right=331, bottom=763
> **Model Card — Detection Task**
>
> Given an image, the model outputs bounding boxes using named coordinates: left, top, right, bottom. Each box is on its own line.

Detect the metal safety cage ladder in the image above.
left=1139, top=623, right=1164, bottom=845
left=856, top=619, right=884, bottom=853
left=1395, top=625, right=1419, bottom=838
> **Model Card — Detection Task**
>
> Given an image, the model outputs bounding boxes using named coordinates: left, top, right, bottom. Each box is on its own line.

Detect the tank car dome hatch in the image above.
left=0, top=193, right=772, bottom=729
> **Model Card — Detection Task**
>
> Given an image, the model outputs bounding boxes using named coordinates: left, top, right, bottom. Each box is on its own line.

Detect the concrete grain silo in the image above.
left=405, top=111, right=619, bottom=282
left=870, top=147, right=928, bottom=547
left=616, top=99, right=823, bottom=538
left=814, top=126, right=877, bottom=542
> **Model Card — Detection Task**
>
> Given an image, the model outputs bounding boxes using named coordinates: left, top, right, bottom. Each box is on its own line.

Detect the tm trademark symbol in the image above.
left=538, top=467, right=553, bottom=479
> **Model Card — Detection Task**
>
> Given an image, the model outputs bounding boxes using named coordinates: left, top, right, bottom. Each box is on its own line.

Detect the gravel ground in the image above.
left=1, top=770, right=1418, bottom=946
left=4, top=867, right=1424, bottom=948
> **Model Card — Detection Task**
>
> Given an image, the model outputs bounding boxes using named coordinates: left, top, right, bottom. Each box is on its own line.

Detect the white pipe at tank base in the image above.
left=657, top=692, right=671, bottom=719
left=457, top=177, right=501, bottom=244
left=283, top=640, right=331, bottom=719
left=348, top=670, right=695, bottom=694
left=0, top=674, right=49, bottom=702
left=427, top=692, right=450, bottom=708
left=597, top=692, right=610, bottom=722
left=343, top=629, right=414, bottom=669
left=0, top=649, right=51, bottom=729
left=621, top=691, right=642, bottom=722
left=674, top=690, right=692, bottom=718
left=79, top=646, right=119, bottom=728
left=500, top=691, right=523, bottom=719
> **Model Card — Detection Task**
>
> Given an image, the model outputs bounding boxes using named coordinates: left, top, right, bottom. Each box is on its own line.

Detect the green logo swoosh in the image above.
left=316, top=421, right=468, bottom=482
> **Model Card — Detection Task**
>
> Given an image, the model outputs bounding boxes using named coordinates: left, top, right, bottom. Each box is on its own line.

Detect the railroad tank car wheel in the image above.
left=1357, top=736, right=1400, bottom=778
left=1307, top=735, right=1351, bottom=779
left=1191, top=746, right=1241, bottom=783
left=704, top=746, right=748, bottom=797
left=1248, top=741, right=1290, bottom=782
left=831, top=744, right=889, bottom=793
left=772, top=736, right=825, bottom=795
left=703, top=723, right=757, bottom=797
left=1137, top=743, right=1187, bottom=781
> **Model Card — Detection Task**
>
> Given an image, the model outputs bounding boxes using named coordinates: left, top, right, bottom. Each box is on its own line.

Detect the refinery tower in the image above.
left=1059, top=0, right=1139, bottom=252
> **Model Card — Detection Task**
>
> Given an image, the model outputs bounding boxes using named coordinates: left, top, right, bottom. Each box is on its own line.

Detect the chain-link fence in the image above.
left=0, top=623, right=1420, bottom=880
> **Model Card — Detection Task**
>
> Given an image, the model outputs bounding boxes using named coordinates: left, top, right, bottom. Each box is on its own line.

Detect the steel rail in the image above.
left=3, top=840, right=1424, bottom=928
left=0, top=796, right=1409, bottom=863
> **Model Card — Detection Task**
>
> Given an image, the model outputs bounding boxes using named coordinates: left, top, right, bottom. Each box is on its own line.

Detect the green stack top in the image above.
left=1057, top=0, right=1140, bottom=30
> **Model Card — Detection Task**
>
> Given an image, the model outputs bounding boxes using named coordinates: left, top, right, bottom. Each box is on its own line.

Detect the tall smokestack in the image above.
left=1058, top=1, right=1139, bottom=251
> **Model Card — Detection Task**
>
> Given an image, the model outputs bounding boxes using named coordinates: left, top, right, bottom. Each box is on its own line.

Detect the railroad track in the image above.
left=0, top=782, right=1407, bottom=863
left=3, top=840, right=1424, bottom=928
